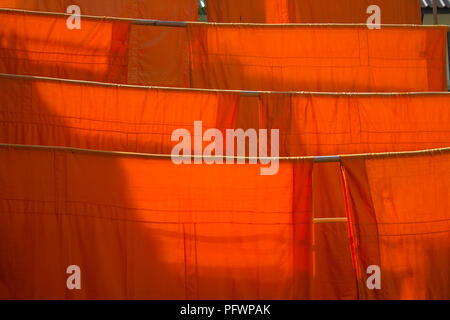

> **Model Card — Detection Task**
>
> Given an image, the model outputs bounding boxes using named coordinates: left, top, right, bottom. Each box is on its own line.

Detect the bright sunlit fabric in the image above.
left=208, top=0, right=421, bottom=24
left=0, top=10, right=130, bottom=83
left=260, top=93, right=450, bottom=156
left=188, top=24, right=447, bottom=92
left=0, top=11, right=447, bottom=92
left=1, top=75, right=450, bottom=157
left=0, top=0, right=198, bottom=21
left=0, top=145, right=313, bottom=299
left=342, top=150, right=450, bottom=300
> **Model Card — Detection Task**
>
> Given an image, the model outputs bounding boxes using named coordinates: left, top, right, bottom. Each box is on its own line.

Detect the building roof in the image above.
left=421, top=0, right=450, bottom=8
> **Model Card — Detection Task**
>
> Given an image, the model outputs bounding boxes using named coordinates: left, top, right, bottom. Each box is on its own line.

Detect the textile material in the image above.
left=0, top=4, right=449, bottom=301
left=127, top=25, right=191, bottom=87
left=0, top=0, right=198, bottom=21
left=1, top=76, right=449, bottom=156
left=0, top=11, right=447, bottom=92
left=0, top=145, right=313, bottom=299
left=208, top=0, right=290, bottom=23
left=2, top=145, right=449, bottom=299
left=0, top=10, right=130, bottom=83
left=188, top=24, right=447, bottom=92
left=208, top=0, right=421, bottom=24
left=260, top=93, right=450, bottom=156
left=311, top=162, right=358, bottom=300
left=0, top=76, right=239, bottom=154
left=342, top=151, right=450, bottom=299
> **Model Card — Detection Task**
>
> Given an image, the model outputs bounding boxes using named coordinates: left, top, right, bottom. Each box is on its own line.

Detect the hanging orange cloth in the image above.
left=288, top=0, right=421, bottom=24
left=127, top=24, right=191, bottom=87
left=1, top=11, right=447, bottom=92
left=207, top=0, right=290, bottom=23
left=0, top=0, right=198, bottom=21
left=0, top=145, right=314, bottom=299
left=0, top=10, right=130, bottom=83
left=188, top=24, right=447, bottom=92
left=311, top=162, right=358, bottom=300
left=208, top=0, right=421, bottom=24
left=341, top=150, right=450, bottom=299
left=1, top=75, right=450, bottom=157
left=260, top=93, right=450, bottom=156
left=0, top=75, right=239, bottom=154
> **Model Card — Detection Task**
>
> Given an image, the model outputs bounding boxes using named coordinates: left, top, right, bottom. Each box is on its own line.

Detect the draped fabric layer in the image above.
left=0, top=11, right=131, bottom=84
left=208, top=0, right=291, bottom=24
left=207, top=0, right=421, bottom=24
left=0, top=5, right=449, bottom=302
left=342, top=151, right=450, bottom=300
left=188, top=24, right=447, bottom=92
left=1, top=145, right=449, bottom=299
left=0, top=76, right=240, bottom=155
left=1, top=75, right=449, bottom=157
left=0, top=11, right=447, bottom=92
left=1, top=76, right=448, bottom=300
left=127, top=25, right=191, bottom=87
left=0, top=146, right=314, bottom=299
left=0, top=0, right=198, bottom=21
left=260, top=93, right=450, bottom=156
left=311, top=162, right=357, bottom=299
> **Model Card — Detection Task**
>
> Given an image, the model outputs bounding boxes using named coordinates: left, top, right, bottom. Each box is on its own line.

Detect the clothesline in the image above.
left=2, top=73, right=449, bottom=97
left=1, top=143, right=448, bottom=162
left=1, top=7, right=448, bottom=29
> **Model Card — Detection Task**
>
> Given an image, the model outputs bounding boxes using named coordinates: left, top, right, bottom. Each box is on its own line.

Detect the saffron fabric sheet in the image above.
left=1, top=75, right=449, bottom=157
left=0, top=5, right=449, bottom=301
left=187, top=24, right=447, bottom=92
left=0, top=0, right=198, bottom=21
left=0, top=10, right=447, bottom=92
left=207, top=0, right=421, bottom=24
left=342, top=150, right=450, bottom=300
left=260, top=93, right=450, bottom=156
left=1, top=146, right=449, bottom=299
left=0, top=145, right=313, bottom=299
left=0, top=11, right=130, bottom=84
left=1, top=74, right=448, bottom=300
left=0, top=75, right=239, bottom=155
